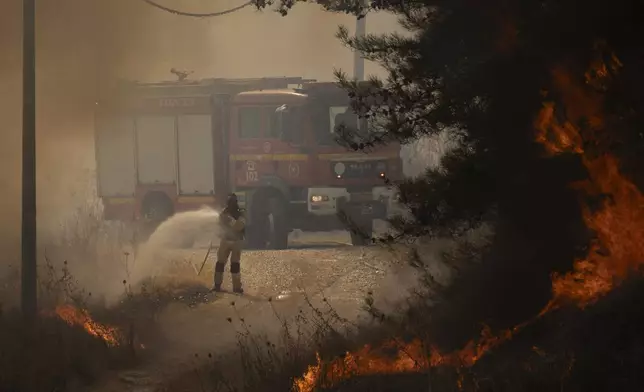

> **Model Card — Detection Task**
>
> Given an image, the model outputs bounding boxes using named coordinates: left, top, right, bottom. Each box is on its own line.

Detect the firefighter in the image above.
left=213, top=193, right=245, bottom=293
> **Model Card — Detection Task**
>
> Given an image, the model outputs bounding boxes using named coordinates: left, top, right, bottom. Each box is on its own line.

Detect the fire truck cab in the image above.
left=95, top=76, right=401, bottom=249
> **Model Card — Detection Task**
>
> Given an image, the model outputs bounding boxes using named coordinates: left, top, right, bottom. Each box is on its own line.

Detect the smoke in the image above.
left=0, top=0, right=400, bottom=262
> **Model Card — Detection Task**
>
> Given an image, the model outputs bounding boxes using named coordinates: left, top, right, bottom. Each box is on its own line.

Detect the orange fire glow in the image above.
left=294, top=49, right=633, bottom=392
left=294, top=320, right=541, bottom=392
left=535, top=53, right=637, bottom=308
left=294, top=340, right=427, bottom=392
left=55, top=304, right=121, bottom=346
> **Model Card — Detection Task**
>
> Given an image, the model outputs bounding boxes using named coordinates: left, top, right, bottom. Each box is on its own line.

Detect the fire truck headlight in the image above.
left=311, top=195, right=330, bottom=203
left=333, top=162, right=346, bottom=175
left=379, top=172, right=386, bottom=178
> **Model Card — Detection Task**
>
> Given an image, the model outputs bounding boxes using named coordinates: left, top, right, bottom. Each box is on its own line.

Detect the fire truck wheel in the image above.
left=142, top=192, right=174, bottom=222
left=267, top=197, right=288, bottom=250
left=138, top=191, right=185, bottom=246
left=349, top=218, right=374, bottom=246
left=246, top=222, right=265, bottom=249
left=247, top=194, right=288, bottom=250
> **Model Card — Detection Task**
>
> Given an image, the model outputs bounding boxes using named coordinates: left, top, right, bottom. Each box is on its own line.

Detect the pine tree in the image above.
left=255, top=0, right=644, bottom=349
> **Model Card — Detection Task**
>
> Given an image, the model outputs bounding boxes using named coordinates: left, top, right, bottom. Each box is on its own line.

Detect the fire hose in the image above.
left=197, top=240, right=213, bottom=276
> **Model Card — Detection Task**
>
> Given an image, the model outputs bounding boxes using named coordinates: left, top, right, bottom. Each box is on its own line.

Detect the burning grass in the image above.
left=0, top=201, right=178, bottom=391
left=0, top=307, right=118, bottom=391
left=0, top=265, right=143, bottom=392
left=0, top=265, right=209, bottom=391
left=53, top=304, right=122, bottom=347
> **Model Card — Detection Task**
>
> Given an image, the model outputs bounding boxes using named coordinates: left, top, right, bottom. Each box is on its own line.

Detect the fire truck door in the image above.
left=135, top=116, right=177, bottom=185
left=265, top=105, right=310, bottom=184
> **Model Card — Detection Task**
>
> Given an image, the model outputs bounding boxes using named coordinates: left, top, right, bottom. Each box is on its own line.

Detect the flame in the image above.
left=294, top=323, right=536, bottom=392
left=535, top=51, right=637, bottom=308
left=55, top=304, right=121, bottom=346
left=294, top=47, right=633, bottom=392
left=294, top=340, right=428, bottom=392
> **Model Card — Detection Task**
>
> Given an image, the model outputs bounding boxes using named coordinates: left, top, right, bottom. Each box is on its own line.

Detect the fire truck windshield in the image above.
left=330, top=106, right=358, bottom=133
left=272, top=105, right=304, bottom=144
left=311, top=103, right=389, bottom=147
left=311, top=105, right=357, bottom=146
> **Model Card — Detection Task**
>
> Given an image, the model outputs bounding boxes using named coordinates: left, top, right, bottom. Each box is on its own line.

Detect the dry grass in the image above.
left=0, top=200, right=162, bottom=391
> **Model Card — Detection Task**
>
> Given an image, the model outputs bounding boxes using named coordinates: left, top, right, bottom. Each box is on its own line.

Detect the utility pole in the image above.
left=353, top=0, right=367, bottom=81
left=22, top=0, right=38, bottom=318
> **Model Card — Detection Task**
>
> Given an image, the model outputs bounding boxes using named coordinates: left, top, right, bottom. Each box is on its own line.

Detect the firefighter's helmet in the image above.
left=226, top=193, right=239, bottom=209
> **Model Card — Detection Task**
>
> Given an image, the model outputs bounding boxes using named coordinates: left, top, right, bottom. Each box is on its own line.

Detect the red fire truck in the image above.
left=94, top=76, right=402, bottom=248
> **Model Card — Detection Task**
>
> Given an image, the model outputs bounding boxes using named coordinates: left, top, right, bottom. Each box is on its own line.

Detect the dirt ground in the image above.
left=93, top=223, right=413, bottom=391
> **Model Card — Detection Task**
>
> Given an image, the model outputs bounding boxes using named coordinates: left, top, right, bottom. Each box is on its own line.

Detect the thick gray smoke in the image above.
left=0, top=0, right=399, bottom=261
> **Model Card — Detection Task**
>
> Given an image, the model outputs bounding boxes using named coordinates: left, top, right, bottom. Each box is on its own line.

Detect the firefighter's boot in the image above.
left=231, top=263, right=243, bottom=294
left=213, top=261, right=225, bottom=292
left=230, top=241, right=243, bottom=293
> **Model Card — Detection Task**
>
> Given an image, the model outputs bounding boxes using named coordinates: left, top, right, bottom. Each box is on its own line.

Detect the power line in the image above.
left=141, top=0, right=253, bottom=17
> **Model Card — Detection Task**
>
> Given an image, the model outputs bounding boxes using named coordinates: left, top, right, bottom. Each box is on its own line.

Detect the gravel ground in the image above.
left=157, top=233, right=396, bottom=355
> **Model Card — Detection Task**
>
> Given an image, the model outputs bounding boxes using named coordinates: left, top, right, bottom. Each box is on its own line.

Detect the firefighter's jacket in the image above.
left=219, top=207, right=246, bottom=242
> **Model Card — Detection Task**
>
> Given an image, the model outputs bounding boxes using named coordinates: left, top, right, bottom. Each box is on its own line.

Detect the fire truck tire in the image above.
left=247, top=193, right=288, bottom=250
left=246, top=223, right=265, bottom=249
left=267, top=197, right=288, bottom=250
left=139, top=191, right=192, bottom=247
left=349, top=218, right=374, bottom=246
left=142, top=192, right=174, bottom=222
